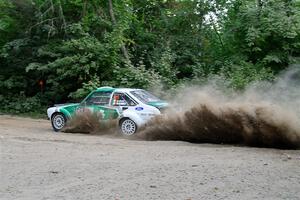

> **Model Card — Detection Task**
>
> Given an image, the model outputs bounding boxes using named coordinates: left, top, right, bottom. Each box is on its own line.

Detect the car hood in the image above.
left=147, top=101, right=168, bottom=109
left=54, top=103, right=79, bottom=108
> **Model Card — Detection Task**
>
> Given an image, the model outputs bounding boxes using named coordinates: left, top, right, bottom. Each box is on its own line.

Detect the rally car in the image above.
left=47, top=87, right=168, bottom=135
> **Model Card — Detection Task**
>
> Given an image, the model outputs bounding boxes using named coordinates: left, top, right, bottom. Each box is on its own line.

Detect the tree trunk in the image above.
left=257, top=0, right=262, bottom=8
left=57, top=0, right=66, bottom=32
left=210, top=16, right=224, bottom=50
left=82, top=0, right=87, bottom=17
left=257, top=0, right=262, bottom=17
left=108, top=0, right=130, bottom=63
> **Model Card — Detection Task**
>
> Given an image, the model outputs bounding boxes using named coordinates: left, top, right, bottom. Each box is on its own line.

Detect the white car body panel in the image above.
left=120, top=104, right=161, bottom=127
left=47, top=107, right=57, bottom=119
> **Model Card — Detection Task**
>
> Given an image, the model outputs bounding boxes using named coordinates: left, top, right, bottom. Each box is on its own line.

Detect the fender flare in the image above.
left=57, top=108, right=72, bottom=119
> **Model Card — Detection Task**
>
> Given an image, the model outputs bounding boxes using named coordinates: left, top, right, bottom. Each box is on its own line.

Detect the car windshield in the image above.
left=130, top=90, right=161, bottom=104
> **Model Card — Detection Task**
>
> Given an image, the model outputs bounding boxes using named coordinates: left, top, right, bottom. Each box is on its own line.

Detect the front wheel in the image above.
left=51, top=113, right=67, bottom=132
left=119, top=118, right=137, bottom=136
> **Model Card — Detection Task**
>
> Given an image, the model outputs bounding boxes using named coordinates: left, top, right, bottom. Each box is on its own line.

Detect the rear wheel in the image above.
left=119, top=118, right=137, bottom=136
left=51, top=113, right=66, bottom=132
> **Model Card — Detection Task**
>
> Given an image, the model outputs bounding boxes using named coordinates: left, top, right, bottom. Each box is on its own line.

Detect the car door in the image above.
left=77, top=91, right=119, bottom=119
left=110, top=92, right=137, bottom=112
left=111, top=92, right=157, bottom=123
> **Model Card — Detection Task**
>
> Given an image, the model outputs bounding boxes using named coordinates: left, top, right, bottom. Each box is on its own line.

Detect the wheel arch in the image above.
left=119, top=117, right=130, bottom=126
left=119, top=111, right=143, bottom=127
left=51, top=111, right=68, bottom=120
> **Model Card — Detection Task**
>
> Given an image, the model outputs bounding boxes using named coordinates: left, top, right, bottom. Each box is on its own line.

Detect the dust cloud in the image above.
left=136, top=66, right=300, bottom=149
left=64, top=66, right=300, bottom=149
left=63, top=111, right=117, bottom=134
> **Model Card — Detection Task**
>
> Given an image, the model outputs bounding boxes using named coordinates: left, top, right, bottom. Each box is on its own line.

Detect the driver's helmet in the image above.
left=113, top=94, right=120, bottom=105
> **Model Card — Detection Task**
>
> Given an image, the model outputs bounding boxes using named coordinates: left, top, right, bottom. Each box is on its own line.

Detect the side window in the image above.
left=85, top=91, right=112, bottom=106
left=111, top=93, right=136, bottom=106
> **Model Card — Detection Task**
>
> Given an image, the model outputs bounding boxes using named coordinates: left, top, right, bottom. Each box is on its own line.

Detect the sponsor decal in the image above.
left=76, top=107, right=93, bottom=114
left=76, top=107, right=85, bottom=113
left=135, top=107, right=144, bottom=111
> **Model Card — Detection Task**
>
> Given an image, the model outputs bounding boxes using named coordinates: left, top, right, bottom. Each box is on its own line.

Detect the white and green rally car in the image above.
left=47, top=87, right=168, bottom=135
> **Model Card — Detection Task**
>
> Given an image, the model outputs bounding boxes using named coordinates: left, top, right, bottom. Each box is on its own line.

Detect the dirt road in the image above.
left=0, top=115, right=299, bottom=200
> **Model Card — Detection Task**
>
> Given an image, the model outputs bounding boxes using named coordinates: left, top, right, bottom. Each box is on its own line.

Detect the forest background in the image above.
left=0, top=0, right=299, bottom=116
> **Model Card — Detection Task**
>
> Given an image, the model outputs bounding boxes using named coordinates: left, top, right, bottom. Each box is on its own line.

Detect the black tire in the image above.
left=51, top=113, right=67, bottom=132
left=119, top=118, right=137, bottom=136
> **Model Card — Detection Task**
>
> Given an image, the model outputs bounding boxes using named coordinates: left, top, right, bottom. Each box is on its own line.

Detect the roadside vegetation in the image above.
left=0, top=0, right=299, bottom=116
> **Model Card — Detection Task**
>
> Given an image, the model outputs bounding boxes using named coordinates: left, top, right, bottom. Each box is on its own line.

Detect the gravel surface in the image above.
left=0, top=115, right=299, bottom=200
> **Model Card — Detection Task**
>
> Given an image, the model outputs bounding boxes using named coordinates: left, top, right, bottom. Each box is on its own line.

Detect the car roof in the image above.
left=95, top=87, right=116, bottom=92
left=115, top=88, right=142, bottom=93
left=95, top=87, right=142, bottom=93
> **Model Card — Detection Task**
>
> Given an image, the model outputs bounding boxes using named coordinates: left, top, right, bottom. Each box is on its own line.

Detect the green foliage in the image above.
left=25, top=35, right=120, bottom=102
left=0, top=0, right=299, bottom=115
left=220, top=61, right=275, bottom=89
left=110, top=64, right=162, bottom=89
left=220, top=0, right=300, bottom=70
left=151, top=46, right=177, bottom=86
left=0, top=94, right=46, bottom=115
left=68, top=75, right=101, bottom=100
left=0, top=0, right=16, bottom=46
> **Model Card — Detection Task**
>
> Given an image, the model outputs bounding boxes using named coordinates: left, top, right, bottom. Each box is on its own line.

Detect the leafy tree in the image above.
left=0, top=0, right=299, bottom=114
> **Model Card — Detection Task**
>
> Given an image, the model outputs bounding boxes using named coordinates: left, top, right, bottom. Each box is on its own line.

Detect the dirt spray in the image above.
left=64, top=66, right=300, bottom=149
left=135, top=66, right=300, bottom=149
left=63, top=111, right=118, bottom=134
